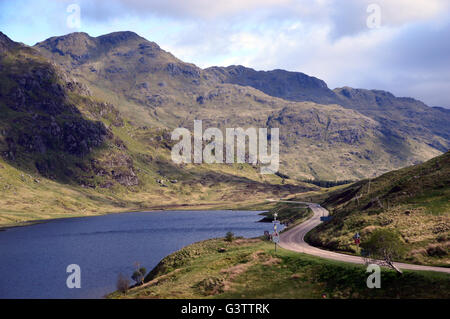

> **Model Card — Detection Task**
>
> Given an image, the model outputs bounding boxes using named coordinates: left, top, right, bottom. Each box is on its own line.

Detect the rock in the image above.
left=136, top=82, right=149, bottom=89
left=196, top=96, right=204, bottom=104
left=165, top=63, right=201, bottom=79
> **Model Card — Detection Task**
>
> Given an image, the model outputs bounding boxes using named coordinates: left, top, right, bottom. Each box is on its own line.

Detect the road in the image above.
left=271, top=200, right=450, bottom=274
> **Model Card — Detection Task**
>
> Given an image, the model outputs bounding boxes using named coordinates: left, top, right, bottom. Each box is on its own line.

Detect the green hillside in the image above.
left=108, top=237, right=450, bottom=299
left=305, top=151, right=450, bottom=266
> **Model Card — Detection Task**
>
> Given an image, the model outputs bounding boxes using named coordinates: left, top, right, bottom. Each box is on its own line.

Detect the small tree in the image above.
left=131, top=267, right=147, bottom=285
left=116, top=273, right=130, bottom=294
left=225, top=231, right=234, bottom=242
left=360, top=228, right=406, bottom=274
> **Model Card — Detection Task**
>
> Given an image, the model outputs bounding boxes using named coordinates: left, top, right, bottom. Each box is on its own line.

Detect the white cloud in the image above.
left=152, top=0, right=450, bottom=106
left=2, top=0, right=450, bottom=105
left=375, top=0, right=450, bottom=25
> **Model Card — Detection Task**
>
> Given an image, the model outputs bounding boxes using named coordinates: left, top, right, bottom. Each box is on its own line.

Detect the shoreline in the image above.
left=0, top=200, right=273, bottom=231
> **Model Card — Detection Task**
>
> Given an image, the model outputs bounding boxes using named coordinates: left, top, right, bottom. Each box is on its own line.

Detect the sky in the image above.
left=1, top=0, right=450, bottom=107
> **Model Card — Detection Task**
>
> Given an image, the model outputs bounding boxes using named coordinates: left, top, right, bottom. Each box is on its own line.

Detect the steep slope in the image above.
left=33, top=31, right=444, bottom=181
left=333, top=87, right=449, bottom=152
left=1, top=32, right=118, bottom=185
left=306, top=151, right=450, bottom=266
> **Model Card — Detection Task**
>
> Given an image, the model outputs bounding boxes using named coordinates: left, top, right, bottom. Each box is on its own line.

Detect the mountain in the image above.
left=333, top=87, right=450, bottom=152
left=0, top=31, right=312, bottom=227
left=1, top=30, right=449, bottom=226
left=306, top=151, right=450, bottom=266
left=205, top=65, right=339, bottom=105
left=208, top=65, right=450, bottom=153
left=33, top=31, right=446, bottom=181
left=0, top=31, right=133, bottom=186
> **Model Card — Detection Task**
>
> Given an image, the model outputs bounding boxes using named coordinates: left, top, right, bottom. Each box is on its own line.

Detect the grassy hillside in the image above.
left=303, top=151, right=450, bottom=266
left=108, top=237, right=450, bottom=299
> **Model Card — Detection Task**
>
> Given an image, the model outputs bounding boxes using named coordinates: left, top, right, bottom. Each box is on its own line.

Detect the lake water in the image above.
left=0, top=210, right=278, bottom=299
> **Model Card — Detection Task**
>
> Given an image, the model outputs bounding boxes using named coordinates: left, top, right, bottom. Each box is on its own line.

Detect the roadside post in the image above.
left=272, top=212, right=280, bottom=251
left=353, top=232, right=361, bottom=252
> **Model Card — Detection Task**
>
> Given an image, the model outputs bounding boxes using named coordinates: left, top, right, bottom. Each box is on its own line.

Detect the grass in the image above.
left=108, top=238, right=450, bottom=299
left=297, top=151, right=450, bottom=266
left=260, top=202, right=312, bottom=228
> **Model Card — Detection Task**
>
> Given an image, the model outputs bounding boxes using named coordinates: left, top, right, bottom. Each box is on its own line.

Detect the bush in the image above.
left=139, top=267, right=147, bottom=276
left=131, top=267, right=147, bottom=285
left=225, top=231, right=234, bottom=242
left=360, top=228, right=406, bottom=272
left=116, top=273, right=130, bottom=293
left=426, top=245, right=448, bottom=257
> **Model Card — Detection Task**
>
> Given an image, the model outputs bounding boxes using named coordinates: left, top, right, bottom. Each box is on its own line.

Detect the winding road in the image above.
left=271, top=200, right=450, bottom=274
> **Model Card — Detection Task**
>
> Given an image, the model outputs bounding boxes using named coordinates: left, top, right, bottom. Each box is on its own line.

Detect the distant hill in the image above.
left=306, top=151, right=450, bottom=266
left=207, top=65, right=450, bottom=153
left=205, top=65, right=338, bottom=105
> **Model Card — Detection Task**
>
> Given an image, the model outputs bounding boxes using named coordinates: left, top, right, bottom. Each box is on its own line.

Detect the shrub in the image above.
left=426, top=245, right=448, bottom=257
left=131, top=267, right=147, bottom=285
left=225, top=231, right=234, bottom=242
left=116, top=273, right=130, bottom=293
left=361, top=228, right=407, bottom=273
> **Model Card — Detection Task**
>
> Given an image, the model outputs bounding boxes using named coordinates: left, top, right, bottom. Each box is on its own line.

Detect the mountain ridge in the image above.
left=1, top=30, right=448, bottom=184
left=29, top=31, right=449, bottom=181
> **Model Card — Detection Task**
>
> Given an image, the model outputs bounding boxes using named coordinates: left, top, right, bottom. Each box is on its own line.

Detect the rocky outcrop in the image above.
left=91, top=152, right=139, bottom=188
left=205, top=65, right=339, bottom=104
left=267, top=106, right=377, bottom=146
left=0, top=33, right=133, bottom=188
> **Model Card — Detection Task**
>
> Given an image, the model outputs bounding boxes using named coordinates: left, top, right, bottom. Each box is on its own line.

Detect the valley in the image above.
left=1, top=30, right=449, bottom=228
left=0, top=29, right=448, bottom=300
